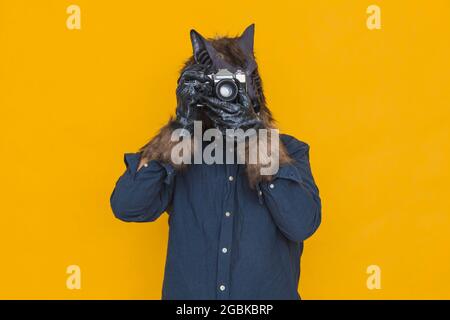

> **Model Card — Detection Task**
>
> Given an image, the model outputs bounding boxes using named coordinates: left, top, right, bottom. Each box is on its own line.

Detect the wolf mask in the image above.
left=189, top=24, right=261, bottom=112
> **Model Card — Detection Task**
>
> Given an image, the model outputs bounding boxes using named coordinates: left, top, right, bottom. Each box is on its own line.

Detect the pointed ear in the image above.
left=190, top=29, right=210, bottom=64
left=238, top=24, right=255, bottom=55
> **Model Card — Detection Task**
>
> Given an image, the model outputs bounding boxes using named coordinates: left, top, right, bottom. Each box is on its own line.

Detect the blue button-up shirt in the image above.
left=110, top=134, right=321, bottom=300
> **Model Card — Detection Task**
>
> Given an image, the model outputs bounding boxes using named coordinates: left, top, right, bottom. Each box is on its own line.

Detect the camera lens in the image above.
left=215, top=79, right=238, bottom=102
left=219, top=85, right=233, bottom=98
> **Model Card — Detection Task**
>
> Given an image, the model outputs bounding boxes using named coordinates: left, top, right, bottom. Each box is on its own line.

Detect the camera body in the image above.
left=198, top=68, right=247, bottom=106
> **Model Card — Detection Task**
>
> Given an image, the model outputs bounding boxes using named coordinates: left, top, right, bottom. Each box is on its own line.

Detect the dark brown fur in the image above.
left=140, top=36, right=292, bottom=187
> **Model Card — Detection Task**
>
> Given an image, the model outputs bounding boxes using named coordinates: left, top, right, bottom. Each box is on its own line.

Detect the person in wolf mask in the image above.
left=110, top=24, right=321, bottom=300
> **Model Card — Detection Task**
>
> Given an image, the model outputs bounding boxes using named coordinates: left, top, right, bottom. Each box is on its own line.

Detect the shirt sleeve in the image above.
left=110, top=152, right=175, bottom=222
left=260, top=136, right=322, bottom=242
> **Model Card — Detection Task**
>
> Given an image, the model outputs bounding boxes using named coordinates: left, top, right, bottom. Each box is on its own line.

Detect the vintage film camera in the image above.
left=197, top=68, right=247, bottom=105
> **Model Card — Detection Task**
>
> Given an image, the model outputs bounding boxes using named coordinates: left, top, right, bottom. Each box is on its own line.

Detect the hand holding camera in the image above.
left=174, top=64, right=213, bottom=133
left=200, top=87, right=262, bottom=132
left=175, top=63, right=262, bottom=133
left=198, top=68, right=261, bottom=132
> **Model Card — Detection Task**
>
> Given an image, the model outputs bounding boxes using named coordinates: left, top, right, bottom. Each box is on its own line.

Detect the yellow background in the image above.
left=1, top=0, right=449, bottom=299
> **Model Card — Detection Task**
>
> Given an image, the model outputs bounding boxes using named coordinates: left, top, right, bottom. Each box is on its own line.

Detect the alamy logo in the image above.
left=366, top=265, right=382, bottom=290
left=366, top=5, right=382, bottom=30
left=66, top=4, right=81, bottom=30
left=170, top=121, right=280, bottom=176
left=66, top=265, right=81, bottom=290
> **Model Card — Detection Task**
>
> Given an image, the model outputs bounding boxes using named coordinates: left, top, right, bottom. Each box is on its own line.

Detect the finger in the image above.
left=200, top=95, right=241, bottom=114
left=204, top=109, right=233, bottom=131
left=237, top=88, right=252, bottom=108
left=204, top=105, right=246, bottom=131
left=176, top=81, right=196, bottom=97
left=177, top=63, right=213, bottom=84
left=194, top=81, right=213, bottom=95
left=177, top=82, right=213, bottom=102
left=239, top=117, right=262, bottom=130
left=179, top=70, right=213, bottom=85
left=192, top=80, right=214, bottom=91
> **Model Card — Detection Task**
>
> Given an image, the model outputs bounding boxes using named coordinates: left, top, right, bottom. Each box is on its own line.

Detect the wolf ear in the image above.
left=238, top=24, right=255, bottom=55
left=190, top=29, right=213, bottom=65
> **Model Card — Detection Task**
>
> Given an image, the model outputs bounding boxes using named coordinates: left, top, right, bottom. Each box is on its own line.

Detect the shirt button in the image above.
left=258, top=190, right=262, bottom=196
left=228, top=176, right=234, bottom=181
left=143, top=163, right=148, bottom=168
left=219, top=285, right=226, bottom=291
left=222, top=247, right=228, bottom=253
left=269, top=183, right=275, bottom=189
left=225, top=211, right=231, bottom=217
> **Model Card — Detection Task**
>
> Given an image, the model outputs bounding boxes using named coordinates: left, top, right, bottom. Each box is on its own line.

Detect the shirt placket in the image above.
left=216, top=164, right=237, bottom=300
